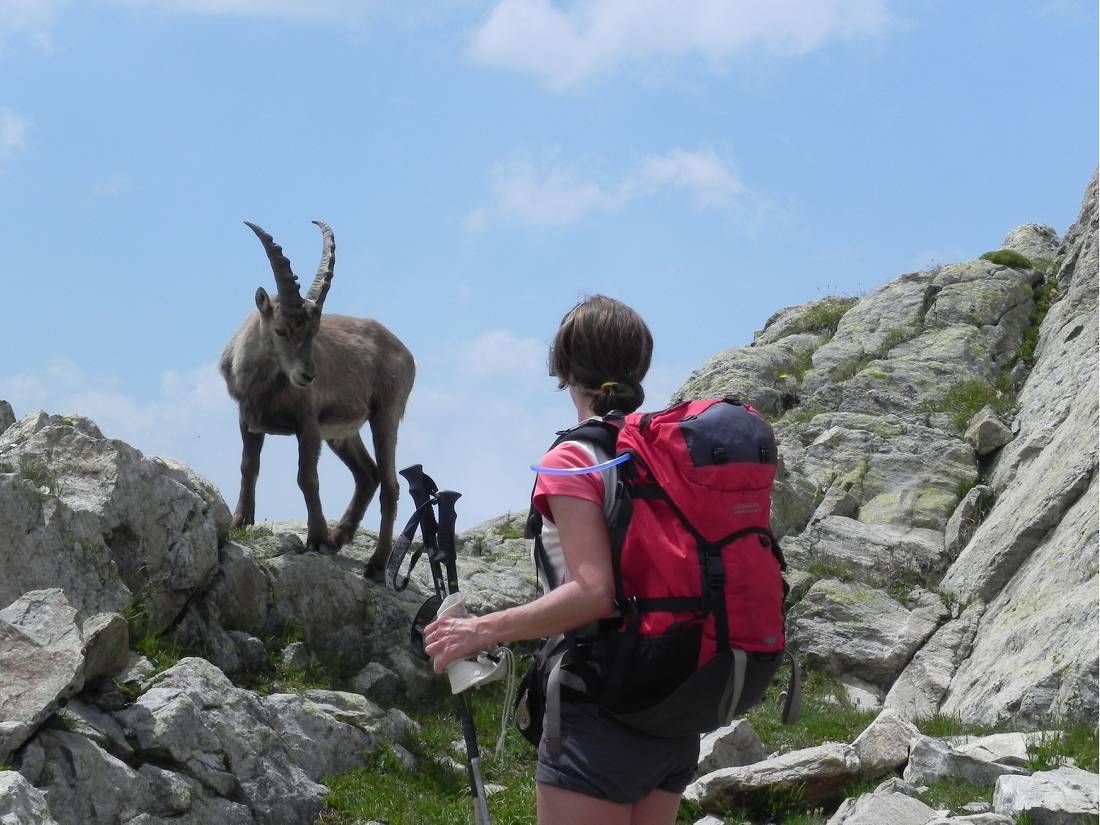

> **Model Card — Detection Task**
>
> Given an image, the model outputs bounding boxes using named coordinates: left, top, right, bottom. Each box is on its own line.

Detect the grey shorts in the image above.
left=535, top=700, right=700, bottom=804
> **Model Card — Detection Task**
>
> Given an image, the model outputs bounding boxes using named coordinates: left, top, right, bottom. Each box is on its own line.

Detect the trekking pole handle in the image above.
left=399, top=464, right=445, bottom=597
left=435, top=490, right=462, bottom=595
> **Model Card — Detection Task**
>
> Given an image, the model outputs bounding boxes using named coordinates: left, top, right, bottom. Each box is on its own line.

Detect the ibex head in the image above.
left=245, top=220, right=335, bottom=389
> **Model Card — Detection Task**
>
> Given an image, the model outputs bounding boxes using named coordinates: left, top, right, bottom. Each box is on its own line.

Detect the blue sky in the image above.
left=1, top=0, right=1096, bottom=529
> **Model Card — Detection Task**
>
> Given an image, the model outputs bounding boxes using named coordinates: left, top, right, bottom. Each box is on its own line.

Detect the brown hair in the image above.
left=549, top=294, right=653, bottom=415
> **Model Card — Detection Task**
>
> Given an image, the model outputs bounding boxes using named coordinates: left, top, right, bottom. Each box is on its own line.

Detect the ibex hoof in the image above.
left=306, top=533, right=337, bottom=555
left=363, top=560, right=385, bottom=583
left=332, top=523, right=358, bottom=548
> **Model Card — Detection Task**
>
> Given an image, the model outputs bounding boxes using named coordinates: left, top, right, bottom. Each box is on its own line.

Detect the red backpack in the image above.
left=518, top=396, right=800, bottom=748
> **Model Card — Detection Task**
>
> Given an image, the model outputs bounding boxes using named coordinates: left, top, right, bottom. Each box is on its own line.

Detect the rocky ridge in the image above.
left=0, top=174, right=1096, bottom=823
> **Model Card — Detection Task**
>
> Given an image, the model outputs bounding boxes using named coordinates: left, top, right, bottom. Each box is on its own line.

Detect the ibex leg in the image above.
left=365, top=407, right=402, bottom=580
left=296, top=427, right=332, bottom=552
left=232, top=417, right=264, bottom=528
left=327, top=433, right=380, bottom=549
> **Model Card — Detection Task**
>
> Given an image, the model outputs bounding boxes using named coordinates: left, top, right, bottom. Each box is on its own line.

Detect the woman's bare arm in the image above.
left=422, top=495, right=616, bottom=672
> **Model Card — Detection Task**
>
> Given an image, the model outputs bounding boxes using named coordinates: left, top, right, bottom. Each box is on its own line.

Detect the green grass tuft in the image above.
left=911, top=713, right=1006, bottom=738
left=746, top=668, right=878, bottom=757
left=319, top=680, right=538, bottom=825
left=799, top=299, right=854, bottom=335
left=45, top=713, right=80, bottom=732
left=227, top=524, right=275, bottom=543
left=1019, top=276, right=1061, bottom=365
left=917, top=777, right=993, bottom=815
left=1027, top=724, right=1099, bottom=773
left=980, top=249, right=1034, bottom=269
left=921, top=378, right=1014, bottom=433
left=123, top=599, right=181, bottom=673
left=495, top=516, right=527, bottom=541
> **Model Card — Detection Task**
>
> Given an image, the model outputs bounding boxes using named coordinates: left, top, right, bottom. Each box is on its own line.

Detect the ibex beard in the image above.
left=219, top=220, right=415, bottom=580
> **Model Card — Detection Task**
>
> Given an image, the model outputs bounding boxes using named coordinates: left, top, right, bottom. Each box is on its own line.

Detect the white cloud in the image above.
left=475, top=147, right=754, bottom=228
left=460, top=330, right=547, bottom=377
left=471, top=0, right=894, bottom=90
left=0, top=0, right=66, bottom=53
left=0, top=108, right=29, bottom=157
left=488, top=156, right=621, bottom=226
left=631, top=148, right=744, bottom=207
left=105, top=0, right=374, bottom=24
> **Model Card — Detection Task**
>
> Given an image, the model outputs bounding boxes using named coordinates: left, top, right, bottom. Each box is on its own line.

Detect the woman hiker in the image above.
left=423, top=294, right=698, bottom=825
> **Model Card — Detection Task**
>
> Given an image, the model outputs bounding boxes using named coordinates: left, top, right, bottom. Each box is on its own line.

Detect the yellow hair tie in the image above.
left=600, top=381, right=618, bottom=391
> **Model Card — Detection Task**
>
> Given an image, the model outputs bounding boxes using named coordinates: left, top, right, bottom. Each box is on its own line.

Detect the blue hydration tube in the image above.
left=530, top=453, right=632, bottom=475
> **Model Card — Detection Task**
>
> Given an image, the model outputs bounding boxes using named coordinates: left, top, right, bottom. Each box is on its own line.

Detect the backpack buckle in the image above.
left=705, top=553, right=725, bottom=588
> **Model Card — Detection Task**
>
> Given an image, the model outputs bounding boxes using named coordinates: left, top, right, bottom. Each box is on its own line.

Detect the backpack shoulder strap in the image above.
left=525, top=417, right=624, bottom=590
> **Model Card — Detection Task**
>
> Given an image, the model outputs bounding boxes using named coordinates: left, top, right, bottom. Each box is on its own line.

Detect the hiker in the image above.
left=422, top=294, right=698, bottom=825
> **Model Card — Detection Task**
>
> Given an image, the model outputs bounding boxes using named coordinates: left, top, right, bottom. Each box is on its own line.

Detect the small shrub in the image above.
left=980, top=249, right=1034, bottom=269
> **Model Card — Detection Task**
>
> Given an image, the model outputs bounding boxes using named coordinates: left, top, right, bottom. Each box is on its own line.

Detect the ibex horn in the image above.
left=306, top=220, right=335, bottom=309
left=244, top=221, right=302, bottom=308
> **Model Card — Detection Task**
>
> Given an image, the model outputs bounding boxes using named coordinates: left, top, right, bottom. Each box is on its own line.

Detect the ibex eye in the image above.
left=274, top=328, right=288, bottom=337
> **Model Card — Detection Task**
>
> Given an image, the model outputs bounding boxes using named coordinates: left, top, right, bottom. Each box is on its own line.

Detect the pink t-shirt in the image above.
left=532, top=441, right=606, bottom=522
left=531, top=436, right=615, bottom=591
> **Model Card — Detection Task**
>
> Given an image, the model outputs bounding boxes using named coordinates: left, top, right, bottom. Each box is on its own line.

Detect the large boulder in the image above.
left=685, top=742, right=862, bottom=810
left=851, top=709, right=921, bottom=779
left=787, top=579, right=946, bottom=688
left=0, top=413, right=230, bottom=633
left=903, top=735, right=1030, bottom=786
left=777, top=413, right=977, bottom=534
left=112, top=658, right=352, bottom=825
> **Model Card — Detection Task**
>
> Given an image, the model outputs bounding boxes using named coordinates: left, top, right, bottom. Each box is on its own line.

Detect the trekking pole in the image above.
left=435, top=489, right=493, bottom=825
left=397, top=465, right=447, bottom=595
left=394, top=467, right=493, bottom=825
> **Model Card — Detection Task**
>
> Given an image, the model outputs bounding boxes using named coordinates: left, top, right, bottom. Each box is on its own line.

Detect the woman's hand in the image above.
left=423, top=614, right=488, bottom=673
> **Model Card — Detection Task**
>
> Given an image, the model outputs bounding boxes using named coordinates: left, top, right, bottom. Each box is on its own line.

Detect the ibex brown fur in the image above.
left=219, top=221, right=415, bottom=578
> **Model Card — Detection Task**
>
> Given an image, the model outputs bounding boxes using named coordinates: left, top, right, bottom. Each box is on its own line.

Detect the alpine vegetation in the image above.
left=219, top=221, right=416, bottom=577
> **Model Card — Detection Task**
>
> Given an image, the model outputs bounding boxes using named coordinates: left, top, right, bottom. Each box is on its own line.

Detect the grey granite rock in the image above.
left=993, top=765, right=1100, bottom=824
left=787, top=579, right=945, bottom=688
left=0, top=770, right=57, bottom=825
left=698, top=719, right=765, bottom=773
left=685, top=742, right=862, bottom=810
left=903, top=735, right=1030, bottom=786
left=0, top=590, right=86, bottom=760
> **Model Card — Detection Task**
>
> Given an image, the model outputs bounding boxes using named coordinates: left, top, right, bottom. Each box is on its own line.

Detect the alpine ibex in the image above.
left=219, top=221, right=415, bottom=579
